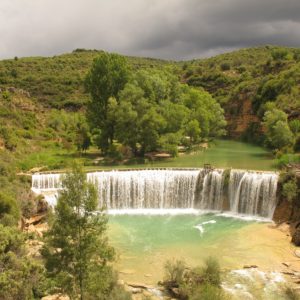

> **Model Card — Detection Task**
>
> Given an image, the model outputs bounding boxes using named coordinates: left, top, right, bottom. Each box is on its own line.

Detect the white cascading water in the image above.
left=31, top=169, right=278, bottom=218
left=229, top=170, right=278, bottom=219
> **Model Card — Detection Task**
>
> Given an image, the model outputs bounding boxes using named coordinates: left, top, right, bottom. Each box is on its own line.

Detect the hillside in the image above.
left=0, top=49, right=173, bottom=109
left=0, top=46, right=299, bottom=140
left=0, top=45, right=299, bottom=174
left=181, top=45, right=300, bottom=140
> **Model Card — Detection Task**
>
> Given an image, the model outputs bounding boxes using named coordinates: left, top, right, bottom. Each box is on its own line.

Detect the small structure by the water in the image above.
left=204, top=163, right=213, bottom=170
left=154, top=153, right=172, bottom=159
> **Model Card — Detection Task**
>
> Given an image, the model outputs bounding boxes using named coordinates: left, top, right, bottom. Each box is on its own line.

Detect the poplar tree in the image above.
left=85, top=52, right=130, bottom=152
left=42, top=165, right=115, bottom=299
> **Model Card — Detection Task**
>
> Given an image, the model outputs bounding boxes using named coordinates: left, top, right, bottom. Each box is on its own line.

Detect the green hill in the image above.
left=0, top=45, right=299, bottom=173
left=1, top=45, right=299, bottom=135
left=0, top=49, right=173, bottom=109
left=181, top=45, right=300, bottom=140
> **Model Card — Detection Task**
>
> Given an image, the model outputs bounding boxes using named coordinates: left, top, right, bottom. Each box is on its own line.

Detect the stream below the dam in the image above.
left=31, top=169, right=299, bottom=299
left=108, top=213, right=299, bottom=299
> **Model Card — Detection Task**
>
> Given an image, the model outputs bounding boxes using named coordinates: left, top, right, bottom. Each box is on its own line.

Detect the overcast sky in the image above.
left=1, top=0, right=300, bottom=60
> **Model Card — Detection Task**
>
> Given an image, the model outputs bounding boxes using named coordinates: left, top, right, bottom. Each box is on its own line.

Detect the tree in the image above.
left=75, top=122, right=91, bottom=153
left=42, top=165, right=116, bottom=299
left=114, top=82, right=166, bottom=156
left=282, top=178, right=298, bottom=203
left=183, top=87, right=226, bottom=138
left=263, top=109, right=295, bottom=150
left=185, top=119, right=201, bottom=143
left=85, top=53, right=130, bottom=152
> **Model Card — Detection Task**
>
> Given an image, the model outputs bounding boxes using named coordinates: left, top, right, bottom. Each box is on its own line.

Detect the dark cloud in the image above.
left=0, top=0, right=299, bottom=60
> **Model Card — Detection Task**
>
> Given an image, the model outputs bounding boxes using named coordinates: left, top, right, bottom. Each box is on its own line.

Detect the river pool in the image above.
left=108, top=213, right=299, bottom=299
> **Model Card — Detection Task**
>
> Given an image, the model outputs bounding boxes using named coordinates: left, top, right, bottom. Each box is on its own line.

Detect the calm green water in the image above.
left=92, top=140, right=276, bottom=171
left=170, top=140, right=276, bottom=171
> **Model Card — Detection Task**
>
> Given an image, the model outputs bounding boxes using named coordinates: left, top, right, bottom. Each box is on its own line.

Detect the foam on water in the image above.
left=107, top=208, right=203, bottom=215
left=193, top=219, right=217, bottom=235
left=223, top=269, right=286, bottom=299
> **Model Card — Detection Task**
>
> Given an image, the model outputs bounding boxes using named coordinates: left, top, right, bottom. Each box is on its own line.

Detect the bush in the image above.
left=220, top=63, right=230, bottom=71
left=0, top=127, right=18, bottom=151
left=163, top=257, right=224, bottom=299
left=164, top=259, right=186, bottom=286
left=0, top=225, right=45, bottom=300
left=189, top=283, right=227, bottom=300
left=275, top=154, right=300, bottom=169
left=201, top=256, right=221, bottom=286
left=0, top=192, right=19, bottom=224
left=2, top=91, right=11, bottom=101
left=282, top=178, right=298, bottom=203
left=271, top=49, right=289, bottom=61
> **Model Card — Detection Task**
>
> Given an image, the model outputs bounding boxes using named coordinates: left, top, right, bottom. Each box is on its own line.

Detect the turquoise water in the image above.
left=108, top=214, right=268, bottom=284
left=109, top=214, right=249, bottom=255
left=108, top=214, right=293, bottom=298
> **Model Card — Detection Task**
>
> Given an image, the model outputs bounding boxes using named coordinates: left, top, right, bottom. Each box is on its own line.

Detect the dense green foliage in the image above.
left=0, top=45, right=299, bottom=166
left=0, top=224, right=44, bottom=300
left=263, top=109, right=295, bottom=151
left=85, top=53, right=130, bottom=151
left=42, top=165, right=128, bottom=299
left=182, top=45, right=300, bottom=153
left=279, top=171, right=300, bottom=221
left=86, top=55, right=226, bottom=157
left=162, top=257, right=227, bottom=300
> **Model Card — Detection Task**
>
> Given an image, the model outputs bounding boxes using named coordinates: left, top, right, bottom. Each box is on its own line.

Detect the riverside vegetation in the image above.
left=0, top=46, right=299, bottom=299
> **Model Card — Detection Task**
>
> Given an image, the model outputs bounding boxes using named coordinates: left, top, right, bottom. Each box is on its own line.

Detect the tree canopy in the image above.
left=263, top=108, right=295, bottom=151
left=86, top=57, right=227, bottom=157
left=42, top=165, right=118, bottom=299
left=85, top=52, right=130, bottom=152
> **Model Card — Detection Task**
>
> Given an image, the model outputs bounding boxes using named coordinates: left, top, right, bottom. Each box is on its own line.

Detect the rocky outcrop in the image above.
left=225, top=98, right=261, bottom=139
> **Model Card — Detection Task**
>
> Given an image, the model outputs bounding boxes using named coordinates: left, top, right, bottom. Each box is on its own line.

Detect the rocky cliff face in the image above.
left=225, top=97, right=262, bottom=139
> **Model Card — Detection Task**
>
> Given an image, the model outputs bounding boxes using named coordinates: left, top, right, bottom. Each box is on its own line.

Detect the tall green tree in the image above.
left=42, top=165, right=116, bottom=299
left=263, top=109, right=295, bottom=150
left=183, top=87, right=226, bottom=138
left=85, top=53, right=130, bottom=152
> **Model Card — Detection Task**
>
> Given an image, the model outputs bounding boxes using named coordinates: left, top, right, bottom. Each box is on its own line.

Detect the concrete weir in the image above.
left=31, top=168, right=279, bottom=219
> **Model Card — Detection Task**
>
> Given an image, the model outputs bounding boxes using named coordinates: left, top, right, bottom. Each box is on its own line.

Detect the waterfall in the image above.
left=31, top=169, right=278, bottom=218
left=228, top=170, right=278, bottom=219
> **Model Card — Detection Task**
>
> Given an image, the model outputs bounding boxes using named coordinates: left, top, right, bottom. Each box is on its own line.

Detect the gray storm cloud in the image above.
left=0, top=0, right=300, bottom=60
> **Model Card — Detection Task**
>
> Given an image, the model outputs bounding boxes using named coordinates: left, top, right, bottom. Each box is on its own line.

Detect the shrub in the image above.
left=220, top=63, right=230, bottom=71
left=164, top=259, right=186, bottom=286
left=282, top=178, right=298, bottom=203
left=271, top=49, right=289, bottom=61
left=0, top=192, right=19, bottom=224
left=10, top=69, right=18, bottom=78
left=163, top=257, right=224, bottom=299
left=189, top=283, right=227, bottom=300
left=200, top=256, right=221, bottom=286
left=0, top=225, right=45, bottom=300
left=2, top=91, right=11, bottom=101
